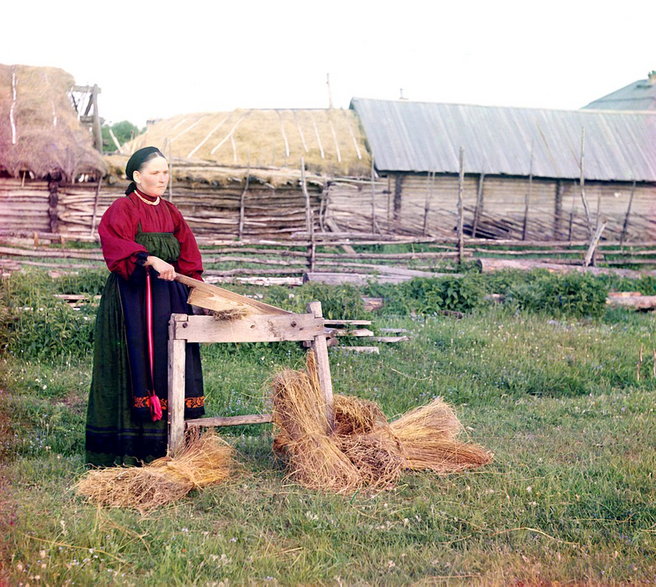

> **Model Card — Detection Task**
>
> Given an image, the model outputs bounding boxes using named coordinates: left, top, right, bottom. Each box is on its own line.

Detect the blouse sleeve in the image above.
left=169, top=203, right=204, bottom=280
left=98, top=199, right=148, bottom=280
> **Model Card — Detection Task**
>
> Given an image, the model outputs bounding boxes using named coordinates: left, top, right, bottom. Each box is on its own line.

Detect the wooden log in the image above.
left=308, top=301, right=334, bottom=430
left=168, top=314, right=187, bottom=456
left=370, top=336, right=409, bottom=343
left=337, top=346, right=379, bottom=354
left=304, top=272, right=414, bottom=286
left=606, top=295, right=656, bottom=310
left=186, top=414, right=273, bottom=427
left=478, top=257, right=655, bottom=278
left=329, top=328, right=375, bottom=337
left=323, top=319, right=372, bottom=325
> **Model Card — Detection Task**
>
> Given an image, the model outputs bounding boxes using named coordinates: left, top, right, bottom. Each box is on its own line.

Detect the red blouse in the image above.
left=98, top=191, right=204, bottom=281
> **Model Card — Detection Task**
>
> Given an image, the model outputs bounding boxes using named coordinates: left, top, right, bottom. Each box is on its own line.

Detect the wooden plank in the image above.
left=186, top=414, right=273, bottom=427
left=323, top=319, right=372, bottom=326
left=308, top=301, right=334, bottom=430
left=168, top=314, right=188, bottom=456
left=606, top=295, right=656, bottom=310
left=171, top=313, right=324, bottom=343
left=329, top=328, right=374, bottom=337
left=175, top=273, right=290, bottom=315
left=370, top=336, right=409, bottom=343
left=337, top=346, right=380, bottom=354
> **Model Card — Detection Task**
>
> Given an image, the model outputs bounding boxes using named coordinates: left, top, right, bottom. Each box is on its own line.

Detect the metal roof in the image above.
left=351, top=98, right=656, bottom=182
left=583, top=77, right=656, bottom=111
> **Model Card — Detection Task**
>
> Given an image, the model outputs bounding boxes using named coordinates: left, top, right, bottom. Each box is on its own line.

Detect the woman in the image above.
left=85, top=146, right=205, bottom=466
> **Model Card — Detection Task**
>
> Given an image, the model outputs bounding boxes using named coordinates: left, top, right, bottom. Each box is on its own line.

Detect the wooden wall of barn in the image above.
left=325, top=174, right=656, bottom=242
left=3, top=175, right=656, bottom=243
left=0, top=178, right=323, bottom=240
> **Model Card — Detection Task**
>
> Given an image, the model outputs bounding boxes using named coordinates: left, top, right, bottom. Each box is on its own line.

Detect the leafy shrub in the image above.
left=504, top=271, right=609, bottom=318
left=364, top=275, right=485, bottom=316
left=0, top=270, right=95, bottom=361
left=263, top=282, right=367, bottom=320
left=54, top=269, right=108, bottom=295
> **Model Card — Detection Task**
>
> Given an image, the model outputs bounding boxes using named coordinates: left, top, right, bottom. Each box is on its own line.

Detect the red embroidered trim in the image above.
left=133, top=396, right=205, bottom=410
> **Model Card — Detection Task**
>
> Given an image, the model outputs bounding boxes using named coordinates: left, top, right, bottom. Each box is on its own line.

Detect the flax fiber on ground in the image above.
left=271, top=351, right=492, bottom=494
left=75, top=430, right=234, bottom=513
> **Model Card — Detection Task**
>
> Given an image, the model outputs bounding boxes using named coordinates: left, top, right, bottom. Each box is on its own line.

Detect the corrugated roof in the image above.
left=351, top=98, right=656, bottom=182
left=583, top=76, right=656, bottom=111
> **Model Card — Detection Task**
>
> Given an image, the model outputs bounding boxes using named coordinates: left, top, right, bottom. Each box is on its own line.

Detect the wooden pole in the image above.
left=307, top=301, right=334, bottom=430
left=522, top=145, right=534, bottom=240
left=457, top=147, right=465, bottom=264
left=301, top=158, right=316, bottom=271
left=472, top=173, right=484, bottom=238
left=238, top=163, right=250, bottom=240
left=91, top=85, right=103, bottom=153
left=167, top=138, right=173, bottom=202
left=583, top=221, right=607, bottom=267
left=579, top=127, right=593, bottom=237
left=371, top=157, right=378, bottom=233
left=167, top=314, right=188, bottom=456
left=619, top=181, right=636, bottom=247
left=423, top=171, right=434, bottom=236
left=89, top=178, right=103, bottom=237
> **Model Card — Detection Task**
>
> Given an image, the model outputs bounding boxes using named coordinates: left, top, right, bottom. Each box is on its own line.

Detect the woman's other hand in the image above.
left=145, top=256, right=176, bottom=281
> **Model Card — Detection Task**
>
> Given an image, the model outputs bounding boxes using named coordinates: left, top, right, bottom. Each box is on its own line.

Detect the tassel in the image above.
left=149, top=393, right=163, bottom=422
left=145, top=270, right=162, bottom=422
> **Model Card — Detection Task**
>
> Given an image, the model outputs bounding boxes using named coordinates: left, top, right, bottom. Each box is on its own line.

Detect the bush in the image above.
left=0, top=271, right=95, bottom=361
left=504, top=271, right=609, bottom=318
left=364, top=275, right=485, bottom=316
left=263, top=282, right=368, bottom=320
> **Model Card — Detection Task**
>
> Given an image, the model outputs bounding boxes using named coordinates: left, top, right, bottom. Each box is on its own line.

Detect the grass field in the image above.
left=1, top=288, right=656, bottom=584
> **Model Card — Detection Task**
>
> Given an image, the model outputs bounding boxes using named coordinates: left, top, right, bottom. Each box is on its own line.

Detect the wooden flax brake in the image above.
left=167, top=273, right=334, bottom=455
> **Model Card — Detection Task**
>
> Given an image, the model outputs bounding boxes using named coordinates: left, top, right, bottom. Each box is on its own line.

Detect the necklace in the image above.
left=134, top=189, right=160, bottom=206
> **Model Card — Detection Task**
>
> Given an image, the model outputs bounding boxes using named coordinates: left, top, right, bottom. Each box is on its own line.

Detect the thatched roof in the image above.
left=123, top=108, right=371, bottom=178
left=103, top=154, right=326, bottom=190
left=0, top=64, right=106, bottom=181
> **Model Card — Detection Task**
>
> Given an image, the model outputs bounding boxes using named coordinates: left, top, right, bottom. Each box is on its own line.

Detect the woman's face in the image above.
left=134, top=156, right=169, bottom=197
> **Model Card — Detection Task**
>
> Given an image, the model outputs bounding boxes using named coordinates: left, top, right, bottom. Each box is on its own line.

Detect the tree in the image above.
left=101, top=120, right=142, bottom=153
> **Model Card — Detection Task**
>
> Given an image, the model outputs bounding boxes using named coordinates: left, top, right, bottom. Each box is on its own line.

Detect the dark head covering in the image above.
left=124, top=146, right=166, bottom=195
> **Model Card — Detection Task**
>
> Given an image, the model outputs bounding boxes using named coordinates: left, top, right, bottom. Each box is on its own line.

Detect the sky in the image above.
left=3, top=0, right=655, bottom=127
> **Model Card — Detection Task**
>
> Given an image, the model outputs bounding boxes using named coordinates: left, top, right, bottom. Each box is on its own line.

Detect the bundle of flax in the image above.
left=75, top=430, right=234, bottom=513
left=271, top=351, right=491, bottom=494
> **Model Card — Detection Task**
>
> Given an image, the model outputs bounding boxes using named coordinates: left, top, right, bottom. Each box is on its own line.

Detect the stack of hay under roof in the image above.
left=0, top=64, right=105, bottom=236
left=121, top=108, right=371, bottom=181
left=0, top=64, right=105, bottom=181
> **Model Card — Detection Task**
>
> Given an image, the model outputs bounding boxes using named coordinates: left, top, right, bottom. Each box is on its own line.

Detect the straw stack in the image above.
left=75, top=430, right=234, bottom=513
left=271, top=351, right=492, bottom=494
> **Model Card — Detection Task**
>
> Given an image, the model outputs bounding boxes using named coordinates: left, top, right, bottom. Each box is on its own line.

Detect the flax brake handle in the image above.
left=173, top=272, right=290, bottom=315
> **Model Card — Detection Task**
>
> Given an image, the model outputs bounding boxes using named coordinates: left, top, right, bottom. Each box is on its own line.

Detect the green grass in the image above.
left=2, top=305, right=656, bottom=583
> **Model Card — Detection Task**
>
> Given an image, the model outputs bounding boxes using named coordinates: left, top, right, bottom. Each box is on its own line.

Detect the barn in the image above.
left=583, top=72, right=656, bottom=111
left=346, top=97, right=656, bottom=242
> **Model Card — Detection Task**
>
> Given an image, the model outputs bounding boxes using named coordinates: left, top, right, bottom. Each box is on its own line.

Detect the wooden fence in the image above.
left=2, top=174, right=656, bottom=245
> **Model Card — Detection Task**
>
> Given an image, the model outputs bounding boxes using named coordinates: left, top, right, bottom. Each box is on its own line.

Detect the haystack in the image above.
left=271, top=351, right=492, bottom=494
left=0, top=64, right=105, bottom=181
left=122, top=108, right=370, bottom=178
left=75, top=430, right=234, bottom=514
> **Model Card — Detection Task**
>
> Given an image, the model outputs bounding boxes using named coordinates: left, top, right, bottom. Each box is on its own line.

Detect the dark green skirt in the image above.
left=85, top=271, right=204, bottom=466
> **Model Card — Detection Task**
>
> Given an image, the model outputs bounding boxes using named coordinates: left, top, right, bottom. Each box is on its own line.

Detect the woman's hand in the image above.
left=145, top=256, right=176, bottom=281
